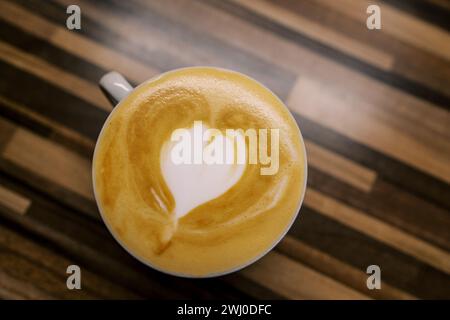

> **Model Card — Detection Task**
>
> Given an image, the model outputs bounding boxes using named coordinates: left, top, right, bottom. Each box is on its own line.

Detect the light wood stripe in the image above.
left=286, top=0, right=450, bottom=99
left=141, top=0, right=353, bottom=79
left=55, top=0, right=199, bottom=70
left=2, top=128, right=93, bottom=200
left=305, top=188, right=450, bottom=274
left=0, top=95, right=95, bottom=153
left=0, top=285, right=26, bottom=299
left=0, top=245, right=97, bottom=299
left=0, top=1, right=158, bottom=85
left=0, top=184, right=31, bottom=215
left=0, top=41, right=110, bottom=111
left=229, top=0, right=393, bottom=70
left=241, top=251, right=370, bottom=299
left=278, top=236, right=416, bottom=299
left=288, top=76, right=450, bottom=185
left=0, top=223, right=139, bottom=299
left=305, top=139, right=376, bottom=192
left=312, top=0, right=450, bottom=62
left=0, top=269, right=55, bottom=299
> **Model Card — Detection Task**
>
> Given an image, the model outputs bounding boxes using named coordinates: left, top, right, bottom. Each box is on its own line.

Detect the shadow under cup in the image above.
left=93, top=67, right=308, bottom=278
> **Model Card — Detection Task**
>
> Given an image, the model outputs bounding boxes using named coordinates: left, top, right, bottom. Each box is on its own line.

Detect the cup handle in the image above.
left=99, top=71, right=134, bottom=106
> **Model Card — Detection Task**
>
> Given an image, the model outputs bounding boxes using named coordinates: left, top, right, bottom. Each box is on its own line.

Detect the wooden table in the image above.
left=0, top=0, right=449, bottom=299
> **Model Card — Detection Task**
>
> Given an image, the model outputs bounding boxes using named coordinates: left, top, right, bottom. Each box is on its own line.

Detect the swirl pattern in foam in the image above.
left=93, top=67, right=306, bottom=276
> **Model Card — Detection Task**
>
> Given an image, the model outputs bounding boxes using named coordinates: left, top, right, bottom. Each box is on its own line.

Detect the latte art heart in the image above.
left=160, top=123, right=247, bottom=220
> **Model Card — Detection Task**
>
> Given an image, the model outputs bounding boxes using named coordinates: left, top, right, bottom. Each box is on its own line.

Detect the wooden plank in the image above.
left=277, top=236, right=416, bottom=299
left=241, top=251, right=370, bottom=299
left=143, top=0, right=320, bottom=69
left=304, top=188, right=450, bottom=275
left=127, top=0, right=450, bottom=136
left=0, top=269, right=55, bottom=299
left=15, top=0, right=164, bottom=79
left=204, top=0, right=450, bottom=109
left=307, top=166, right=450, bottom=252
left=55, top=0, right=296, bottom=99
left=385, top=0, right=450, bottom=32
left=289, top=206, right=450, bottom=298
left=393, top=48, right=450, bottom=99
left=0, top=243, right=97, bottom=299
left=0, top=222, right=140, bottom=299
left=305, top=139, right=376, bottom=192
left=369, top=179, right=450, bottom=250
left=0, top=41, right=110, bottom=111
left=0, top=113, right=15, bottom=151
left=228, top=0, right=393, bottom=70
left=0, top=59, right=107, bottom=140
left=222, top=273, right=285, bottom=299
left=0, top=19, right=106, bottom=86
left=296, top=113, right=450, bottom=211
left=0, top=96, right=95, bottom=157
left=0, top=1, right=158, bottom=85
left=0, top=158, right=99, bottom=221
left=312, top=0, right=450, bottom=62
left=2, top=128, right=93, bottom=200
left=288, top=77, right=450, bottom=185
left=0, top=116, right=97, bottom=220
left=287, top=70, right=450, bottom=145
left=274, top=0, right=450, bottom=98
left=0, top=184, right=30, bottom=215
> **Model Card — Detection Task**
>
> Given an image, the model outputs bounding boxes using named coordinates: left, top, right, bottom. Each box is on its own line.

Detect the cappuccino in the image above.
left=93, top=67, right=306, bottom=277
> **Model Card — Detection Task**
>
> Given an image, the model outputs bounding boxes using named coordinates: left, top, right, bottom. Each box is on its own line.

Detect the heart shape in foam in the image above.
left=160, top=124, right=246, bottom=220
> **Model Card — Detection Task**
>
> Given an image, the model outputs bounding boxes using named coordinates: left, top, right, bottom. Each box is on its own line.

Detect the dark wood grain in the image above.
left=0, top=20, right=106, bottom=85
left=384, top=0, right=450, bottom=31
left=272, top=0, right=450, bottom=98
left=307, top=167, right=450, bottom=252
left=0, top=60, right=107, bottom=139
left=288, top=207, right=450, bottom=299
left=276, top=236, right=415, bottom=299
left=294, top=114, right=450, bottom=211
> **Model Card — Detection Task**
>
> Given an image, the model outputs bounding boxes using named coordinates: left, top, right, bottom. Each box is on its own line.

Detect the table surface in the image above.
left=0, top=0, right=449, bottom=299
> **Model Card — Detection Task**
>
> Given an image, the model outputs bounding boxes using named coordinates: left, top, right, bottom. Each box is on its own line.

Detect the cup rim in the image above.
left=92, top=66, right=308, bottom=278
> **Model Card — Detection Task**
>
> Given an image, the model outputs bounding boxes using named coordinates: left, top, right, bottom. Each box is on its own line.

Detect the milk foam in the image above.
left=160, top=123, right=246, bottom=219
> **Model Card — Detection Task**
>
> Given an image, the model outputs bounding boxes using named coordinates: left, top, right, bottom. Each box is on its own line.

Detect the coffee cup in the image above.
left=94, top=67, right=307, bottom=278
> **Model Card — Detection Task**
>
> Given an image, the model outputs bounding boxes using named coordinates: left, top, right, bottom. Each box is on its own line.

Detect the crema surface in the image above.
left=93, top=67, right=306, bottom=276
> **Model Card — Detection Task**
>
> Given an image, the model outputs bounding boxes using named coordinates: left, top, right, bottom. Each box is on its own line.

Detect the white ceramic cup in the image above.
left=94, top=68, right=308, bottom=278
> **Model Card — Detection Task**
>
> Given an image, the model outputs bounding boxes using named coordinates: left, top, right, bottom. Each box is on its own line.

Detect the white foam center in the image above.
left=160, top=124, right=246, bottom=219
